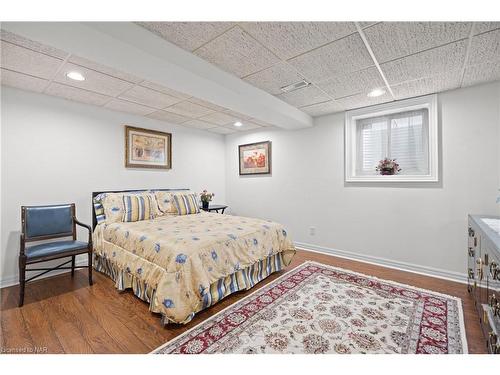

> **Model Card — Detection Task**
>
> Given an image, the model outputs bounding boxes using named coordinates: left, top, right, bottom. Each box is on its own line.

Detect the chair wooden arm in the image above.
left=73, top=217, right=92, bottom=244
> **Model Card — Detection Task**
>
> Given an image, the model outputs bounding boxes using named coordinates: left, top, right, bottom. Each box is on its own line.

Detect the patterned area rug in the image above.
left=153, top=261, right=467, bottom=354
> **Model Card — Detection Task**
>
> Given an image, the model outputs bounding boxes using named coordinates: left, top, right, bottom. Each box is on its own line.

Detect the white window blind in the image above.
left=355, top=108, right=429, bottom=176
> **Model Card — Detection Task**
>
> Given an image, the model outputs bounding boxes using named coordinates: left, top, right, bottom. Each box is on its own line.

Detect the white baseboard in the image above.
left=0, top=259, right=88, bottom=289
left=294, top=241, right=468, bottom=285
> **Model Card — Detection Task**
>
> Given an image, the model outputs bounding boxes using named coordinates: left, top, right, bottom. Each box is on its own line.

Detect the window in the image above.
left=356, top=109, right=429, bottom=175
left=345, top=94, right=438, bottom=182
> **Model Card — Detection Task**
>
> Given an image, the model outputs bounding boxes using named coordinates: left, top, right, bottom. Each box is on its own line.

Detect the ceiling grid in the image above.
left=354, top=22, right=395, bottom=99
left=1, top=22, right=499, bottom=130
left=138, top=22, right=499, bottom=116
left=0, top=28, right=275, bottom=134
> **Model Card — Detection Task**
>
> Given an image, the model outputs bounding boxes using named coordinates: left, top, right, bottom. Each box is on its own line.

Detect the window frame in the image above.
left=345, top=94, right=439, bottom=183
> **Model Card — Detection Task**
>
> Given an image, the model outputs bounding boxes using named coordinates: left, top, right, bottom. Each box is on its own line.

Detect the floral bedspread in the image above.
left=93, top=211, right=295, bottom=323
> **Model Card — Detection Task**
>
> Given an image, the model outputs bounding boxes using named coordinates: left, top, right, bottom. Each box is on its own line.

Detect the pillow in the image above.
left=93, top=194, right=106, bottom=225
left=98, top=191, right=160, bottom=224
left=172, top=193, right=200, bottom=215
left=122, top=194, right=157, bottom=222
left=155, top=191, right=192, bottom=215
left=100, top=193, right=127, bottom=224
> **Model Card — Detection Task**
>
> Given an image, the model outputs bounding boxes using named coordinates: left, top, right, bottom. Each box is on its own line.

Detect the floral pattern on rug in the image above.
left=153, top=261, right=467, bottom=354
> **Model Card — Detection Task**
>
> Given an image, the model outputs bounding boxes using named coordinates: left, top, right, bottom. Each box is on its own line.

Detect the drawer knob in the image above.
left=490, top=294, right=497, bottom=307
left=468, top=268, right=474, bottom=279
left=490, top=262, right=499, bottom=280
left=489, top=331, right=498, bottom=346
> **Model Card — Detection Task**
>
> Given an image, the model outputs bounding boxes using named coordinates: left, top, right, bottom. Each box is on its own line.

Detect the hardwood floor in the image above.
left=0, top=249, right=487, bottom=354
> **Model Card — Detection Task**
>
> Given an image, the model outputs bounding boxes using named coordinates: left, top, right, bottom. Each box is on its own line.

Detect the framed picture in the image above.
left=125, top=125, right=172, bottom=169
left=239, top=141, right=272, bottom=175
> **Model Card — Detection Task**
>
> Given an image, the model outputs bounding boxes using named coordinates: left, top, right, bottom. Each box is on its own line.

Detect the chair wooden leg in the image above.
left=18, top=256, right=26, bottom=307
left=88, top=250, right=93, bottom=286
left=71, top=255, right=76, bottom=277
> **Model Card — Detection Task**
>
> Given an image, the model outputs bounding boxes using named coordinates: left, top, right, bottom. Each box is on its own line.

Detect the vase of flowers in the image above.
left=200, top=190, right=214, bottom=210
left=376, top=158, right=401, bottom=176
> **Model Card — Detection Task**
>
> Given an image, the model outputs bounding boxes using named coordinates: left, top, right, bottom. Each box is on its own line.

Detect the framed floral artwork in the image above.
left=239, top=141, right=271, bottom=175
left=125, top=125, right=172, bottom=169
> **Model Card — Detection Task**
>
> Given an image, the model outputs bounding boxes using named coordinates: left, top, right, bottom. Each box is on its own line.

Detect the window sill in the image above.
left=345, top=174, right=438, bottom=183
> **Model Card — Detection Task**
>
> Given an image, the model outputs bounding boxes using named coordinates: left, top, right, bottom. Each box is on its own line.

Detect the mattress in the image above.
left=92, top=211, right=296, bottom=324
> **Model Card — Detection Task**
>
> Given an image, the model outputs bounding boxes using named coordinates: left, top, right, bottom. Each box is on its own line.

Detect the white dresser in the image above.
left=468, top=215, right=500, bottom=353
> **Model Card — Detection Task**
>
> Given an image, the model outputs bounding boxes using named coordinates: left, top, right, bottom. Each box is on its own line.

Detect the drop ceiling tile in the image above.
left=288, top=33, right=373, bottom=82
left=391, top=71, right=462, bottom=100
left=277, top=85, right=330, bottom=107
left=231, top=121, right=262, bottom=131
left=119, top=85, right=182, bottom=109
left=1, top=41, right=63, bottom=79
left=194, top=26, right=280, bottom=78
left=474, top=22, right=500, bottom=35
left=198, top=111, right=239, bottom=126
left=68, top=55, right=142, bottom=83
left=55, top=62, right=135, bottom=97
left=336, top=91, right=393, bottom=111
left=462, top=61, right=500, bottom=87
left=240, top=22, right=356, bottom=60
left=317, top=67, right=385, bottom=99
left=182, top=119, right=218, bottom=130
left=137, top=22, right=235, bottom=51
left=206, top=126, right=238, bottom=135
left=187, top=97, right=228, bottom=112
left=381, top=40, right=467, bottom=85
left=146, top=110, right=191, bottom=124
left=0, top=29, right=68, bottom=59
left=45, top=83, right=110, bottom=106
left=243, top=62, right=304, bottom=95
left=223, top=109, right=253, bottom=120
left=358, top=22, right=379, bottom=29
left=300, top=100, right=344, bottom=116
left=364, top=22, right=471, bottom=63
left=140, top=81, right=191, bottom=100
left=103, top=98, right=156, bottom=116
left=165, top=100, right=215, bottom=118
left=1, top=68, right=49, bottom=93
left=468, top=29, right=500, bottom=66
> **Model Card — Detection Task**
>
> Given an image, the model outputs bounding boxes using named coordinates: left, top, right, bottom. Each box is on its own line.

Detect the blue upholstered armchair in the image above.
left=19, top=203, right=93, bottom=307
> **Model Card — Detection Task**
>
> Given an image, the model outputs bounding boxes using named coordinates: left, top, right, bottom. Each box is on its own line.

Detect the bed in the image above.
left=91, top=189, right=296, bottom=325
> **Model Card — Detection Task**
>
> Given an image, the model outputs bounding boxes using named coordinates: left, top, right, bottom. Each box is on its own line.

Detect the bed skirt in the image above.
left=93, top=249, right=295, bottom=325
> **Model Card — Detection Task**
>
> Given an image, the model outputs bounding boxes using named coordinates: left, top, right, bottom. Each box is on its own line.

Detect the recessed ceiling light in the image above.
left=367, top=88, right=386, bottom=97
left=66, top=71, right=85, bottom=81
left=234, top=121, right=243, bottom=127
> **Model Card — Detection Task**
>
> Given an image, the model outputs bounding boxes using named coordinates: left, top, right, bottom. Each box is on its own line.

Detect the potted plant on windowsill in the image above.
left=200, top=190, right=215, bottom=210
left=376, top=158, right=401, bottom=176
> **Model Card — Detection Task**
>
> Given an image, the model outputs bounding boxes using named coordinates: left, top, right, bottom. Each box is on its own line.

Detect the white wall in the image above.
left=0, top=87, right=226, bottom=286
left=225, top=82, right=500, bottom=278
left=2, top=82, right=499, bottom=288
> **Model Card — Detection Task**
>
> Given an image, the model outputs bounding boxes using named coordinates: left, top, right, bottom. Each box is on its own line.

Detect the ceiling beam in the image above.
left=2, top=22, right=313, bottom=130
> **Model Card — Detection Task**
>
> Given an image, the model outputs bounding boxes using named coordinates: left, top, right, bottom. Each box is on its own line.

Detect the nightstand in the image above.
left=201, top=204, right=228, bottom=214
